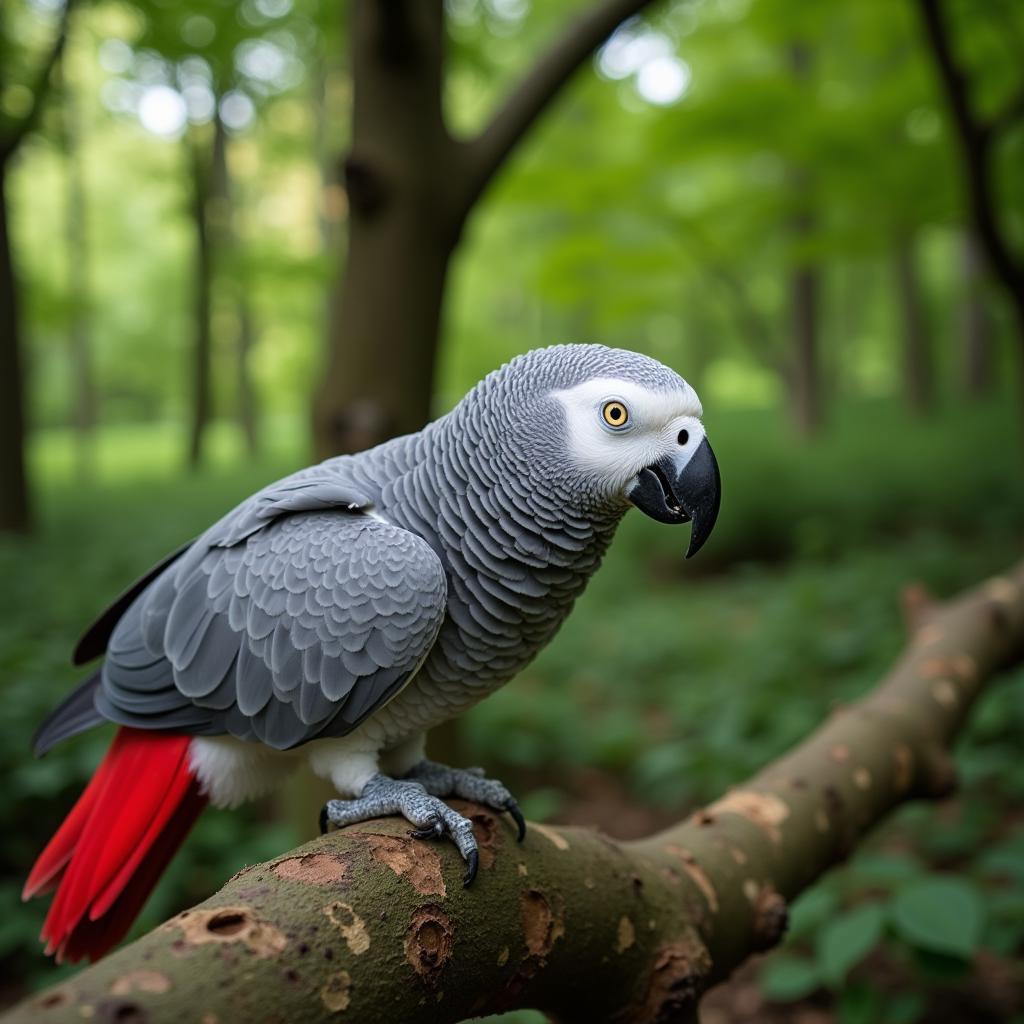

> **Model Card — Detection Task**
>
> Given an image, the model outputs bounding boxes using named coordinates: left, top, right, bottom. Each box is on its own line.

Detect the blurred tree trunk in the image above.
left=236, top=292, right=258, bottom=455
left=788, top=210, right=821, bottom=435
left=208, top=110, right=259, bottom=457
left=0, top=0, right=73, bottom=532
left=312, top=0, right=660, bottom=460
left=917, top=0, right=1024, bottom=403
left=313, top=2, right=459, bottom=459
left=185, top=129, right=213, bottom=469
left=0, top=163, right=31, bottom=532
left=894, top=232, right=934, bottom=415
left=62, top=68, right=98, bottom=471
left=314, top=60, right=345, bottom=313
left=787, top=44, right=822, bottom=437
left=960, top=232, right=993, bottom=399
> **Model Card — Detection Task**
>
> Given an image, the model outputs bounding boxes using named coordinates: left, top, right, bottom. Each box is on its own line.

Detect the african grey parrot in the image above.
left=24, top=344, right=720, bottom=961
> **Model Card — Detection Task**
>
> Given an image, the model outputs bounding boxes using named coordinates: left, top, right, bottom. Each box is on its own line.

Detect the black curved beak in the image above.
left=628, top=437, right=721, bottom=558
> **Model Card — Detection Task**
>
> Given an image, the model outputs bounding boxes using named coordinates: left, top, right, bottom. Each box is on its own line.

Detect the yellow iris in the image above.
left=601, top=401, right=629, bottom=428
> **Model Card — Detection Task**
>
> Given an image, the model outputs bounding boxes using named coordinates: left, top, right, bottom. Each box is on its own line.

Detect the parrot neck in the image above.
left=433, top=397, right=625, bottom=549
left=350, top=391, right=628, bottom=733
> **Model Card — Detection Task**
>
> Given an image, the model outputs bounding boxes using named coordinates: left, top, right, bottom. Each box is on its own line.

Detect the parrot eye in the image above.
left=601, top=400, right=630, bottom=430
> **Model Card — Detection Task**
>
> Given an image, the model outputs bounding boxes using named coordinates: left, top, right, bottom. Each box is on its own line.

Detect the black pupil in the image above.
left=609, top=406, right=622, bottom=421
left=678, top=429, right=689, bottom=445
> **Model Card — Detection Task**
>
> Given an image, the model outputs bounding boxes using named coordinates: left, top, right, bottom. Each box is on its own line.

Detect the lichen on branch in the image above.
left=9, top=562, right=1024, bottom=1024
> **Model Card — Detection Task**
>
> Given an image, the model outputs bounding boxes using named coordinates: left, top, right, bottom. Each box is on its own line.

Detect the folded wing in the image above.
left=96, top=510, right=447, bottom=750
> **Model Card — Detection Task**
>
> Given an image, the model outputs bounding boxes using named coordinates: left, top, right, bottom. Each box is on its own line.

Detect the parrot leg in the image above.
left=321, top=774, right=480, bottom=886
left=404, top=759, right=527, bottom=843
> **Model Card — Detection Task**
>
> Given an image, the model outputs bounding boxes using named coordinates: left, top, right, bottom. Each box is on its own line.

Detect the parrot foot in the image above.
left=321, top=774, right=480, bottom=886
left=404, top=759, right=527, bottom=843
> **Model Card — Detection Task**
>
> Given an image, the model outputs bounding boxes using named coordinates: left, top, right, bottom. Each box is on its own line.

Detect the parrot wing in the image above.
left=95, top=508, right=447, bottom=750
left=72, top=473, right=375, bottom=667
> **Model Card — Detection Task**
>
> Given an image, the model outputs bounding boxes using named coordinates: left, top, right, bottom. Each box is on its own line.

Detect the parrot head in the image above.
left=481, top=344, right=721, bottom=558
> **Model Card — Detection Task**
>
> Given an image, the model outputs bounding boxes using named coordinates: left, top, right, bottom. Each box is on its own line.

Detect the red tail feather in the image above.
left=24, top=728, right=208, bottom=963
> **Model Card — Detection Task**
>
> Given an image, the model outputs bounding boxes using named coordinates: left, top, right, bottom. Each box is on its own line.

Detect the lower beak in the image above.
left=628, top=437, right=722, bottom=558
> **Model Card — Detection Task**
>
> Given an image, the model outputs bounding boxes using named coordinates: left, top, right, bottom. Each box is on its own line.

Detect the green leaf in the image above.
left=787, top=884, right=839, bottom=942
left=817, top=903, right=885, bottom=986
left=759, top=955, right=821, bottom=1002
left=891, top=876, right=984, bottom=959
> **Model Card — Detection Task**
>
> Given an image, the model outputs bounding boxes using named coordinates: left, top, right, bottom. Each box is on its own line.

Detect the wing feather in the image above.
left=97, top=511, right=445, bottom=749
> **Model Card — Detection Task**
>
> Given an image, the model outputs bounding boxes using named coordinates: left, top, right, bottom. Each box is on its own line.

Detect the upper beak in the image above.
left=628, top=437, right=722, bottom=558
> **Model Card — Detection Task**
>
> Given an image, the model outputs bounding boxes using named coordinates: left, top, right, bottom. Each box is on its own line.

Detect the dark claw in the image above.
left=504, top=798, right=527, bottom=842
left=409, top=818, right=445, bottom=841
left=319, top=805, right=329, bottom=835
left=463, top=850, right=479, bottom=887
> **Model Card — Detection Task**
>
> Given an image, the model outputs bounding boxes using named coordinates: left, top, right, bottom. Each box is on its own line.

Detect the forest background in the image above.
left=2, top=1, right=1024, bottom=1020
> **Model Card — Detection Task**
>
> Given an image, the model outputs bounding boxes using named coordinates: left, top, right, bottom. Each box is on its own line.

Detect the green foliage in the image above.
left=817, top=903, right=886, bottom=986
left=761, top=787, right=1024, bottom=1019
left=891, top=876, right=985, bottom=960
left=759, top=954, right=821, bottom=1001
left=2, top=0, right=1024, bottom=1017
left=6, top=0, right=1024, bottom=431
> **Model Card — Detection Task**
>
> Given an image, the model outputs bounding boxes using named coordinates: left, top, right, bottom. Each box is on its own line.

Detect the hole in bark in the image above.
left=404, top=905, right=454, bottom=986
left=752, top=888, right=789, bottom=952
left=417, top=921, right=445, bottom=964
left=824, top=784, right=844, bottom=814
left=99, top=1003, right=148, bottom=1024
left=520, top=889, right=565, bottom=958
left=36, top=992, right=69, bottom=1009
left=632, top=944, right=712, bottom=1024
left=987, top=601, right=1010, bottom=632
left=206, top=912, right=248, bottom=936
left=343, top=157, right=388, bottom=216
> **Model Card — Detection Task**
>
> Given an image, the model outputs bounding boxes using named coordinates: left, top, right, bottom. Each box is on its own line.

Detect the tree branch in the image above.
left=10, top=560, right=1024, bottom=1022
left=455, top=0, right=658, bottom=218
left=0, top=0, right=74, bottom=165
left=916, top=0, right=1024, bottom=317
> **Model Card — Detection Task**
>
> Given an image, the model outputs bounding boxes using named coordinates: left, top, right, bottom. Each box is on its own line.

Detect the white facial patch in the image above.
left=551, top=377, right=705, bottom=497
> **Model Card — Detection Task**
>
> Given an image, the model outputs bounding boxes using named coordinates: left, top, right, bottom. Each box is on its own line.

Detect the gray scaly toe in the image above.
left=320, top=773, right=480, bottom=885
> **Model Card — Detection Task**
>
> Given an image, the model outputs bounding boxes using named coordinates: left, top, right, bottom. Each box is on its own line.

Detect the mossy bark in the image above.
left=9, top=562, right=1024, bottom=1023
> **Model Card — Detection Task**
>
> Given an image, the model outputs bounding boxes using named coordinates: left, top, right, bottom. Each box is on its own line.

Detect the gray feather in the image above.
left=32, top=671, right=104, bottom=756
